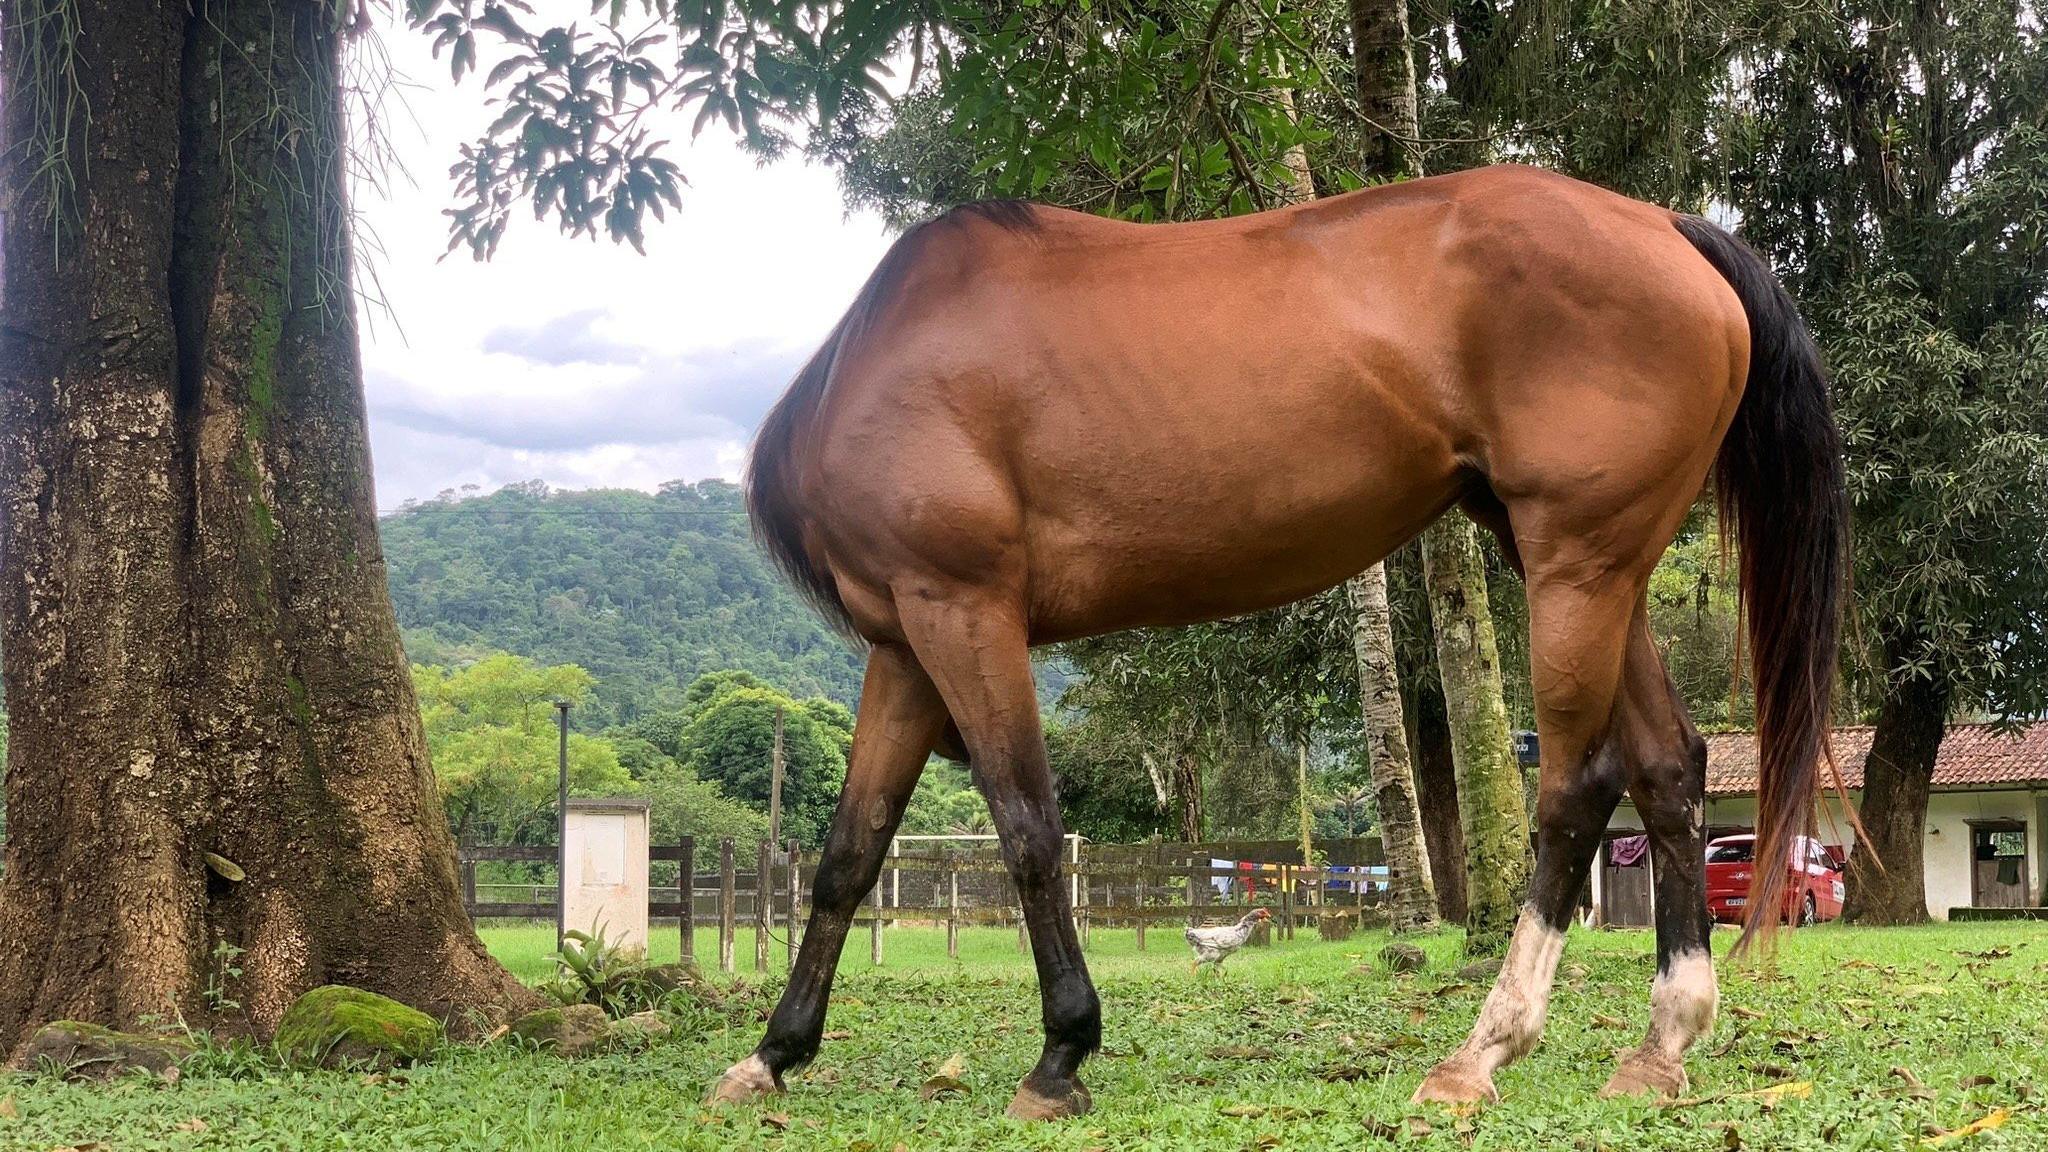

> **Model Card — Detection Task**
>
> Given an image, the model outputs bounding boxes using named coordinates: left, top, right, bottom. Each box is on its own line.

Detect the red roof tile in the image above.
left=1702, top=722, right=2048, bottom=798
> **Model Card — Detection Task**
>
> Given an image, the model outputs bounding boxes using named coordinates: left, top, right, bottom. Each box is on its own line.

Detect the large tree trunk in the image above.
left=1422, top=515, right=1533, bottom=954
left=1842, top=647, right=1951, bottom=925
left=0, top=0, right=535, bottom=1056
left=1348, top=569, right=1438, bottom=931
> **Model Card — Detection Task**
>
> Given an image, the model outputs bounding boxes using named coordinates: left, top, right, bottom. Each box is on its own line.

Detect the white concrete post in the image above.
left=563, top=797, right=651, bottom=957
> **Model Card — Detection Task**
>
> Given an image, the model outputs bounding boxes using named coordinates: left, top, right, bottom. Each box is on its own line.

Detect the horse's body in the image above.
left=716, top=165, right=1846, bottom=1116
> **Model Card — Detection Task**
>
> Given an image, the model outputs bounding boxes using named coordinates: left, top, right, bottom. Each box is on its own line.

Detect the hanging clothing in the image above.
left=1609, top=834, right=1649, bottom=868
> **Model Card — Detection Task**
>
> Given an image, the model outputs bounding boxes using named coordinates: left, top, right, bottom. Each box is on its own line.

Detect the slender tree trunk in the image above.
left=1348, top=0, right=1422, bottom=180
left=1408, top=681, right=1468, bottom=923
left=0, top=0, right=535, bottom=1056
left=1422, top=515, right=1533, bottom=954
left=1172, top=752, right=1205, bottom=842
left=1843, top=646, right=1951, bottom=925
left=1346, top=0, right=1522, bottom=949
left=1348, top=569, right=1438, bottom=931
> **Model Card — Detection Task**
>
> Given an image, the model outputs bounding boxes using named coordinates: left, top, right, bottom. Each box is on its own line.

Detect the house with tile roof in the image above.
left=1595, top=721, right=2048, bottom=925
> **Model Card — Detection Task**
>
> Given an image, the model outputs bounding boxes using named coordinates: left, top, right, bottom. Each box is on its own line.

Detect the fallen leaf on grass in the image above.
left=1958, top=1074, right=1996, bottom=1089
left=1209, top=1045, right=1278, bottom=1061
left=175, top=1117, right=208, bottom=1132
left=760, top=1112, right=791, bottom=1131
left=1220, top=1104, right=1267, bottom=1118
left=1361, top=1117, right=1401, bottom=1140
left=1727, top=1005, right=1766, bottom=1020
left=1591, top=1013, right=1628, bottom=1029
left=0, top=1096, right=13, bottom=1119
left=1746, top=1080, right=1814, bottom=1104
left=919, top=1052, right=971, bottom=1100
left=821, top=1030, right=851, bottom=1041
left=1921, top=1109, right=2009, bottom=1147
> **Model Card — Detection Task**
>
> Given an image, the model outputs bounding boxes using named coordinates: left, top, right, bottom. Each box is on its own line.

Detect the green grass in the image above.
left=6, top=921, right=2047, bottom=1150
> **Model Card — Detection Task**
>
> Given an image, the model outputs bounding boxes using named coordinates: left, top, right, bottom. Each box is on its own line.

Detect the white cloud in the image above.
left=350, top=11, right=893, bottom=508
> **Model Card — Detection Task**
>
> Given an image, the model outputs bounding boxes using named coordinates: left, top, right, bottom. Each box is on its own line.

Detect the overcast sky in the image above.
left=354, top=15, right=894, bottom=509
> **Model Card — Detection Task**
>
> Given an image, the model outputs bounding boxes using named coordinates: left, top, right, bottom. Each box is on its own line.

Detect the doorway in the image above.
left=1970, top=821, right=2029, bottom=908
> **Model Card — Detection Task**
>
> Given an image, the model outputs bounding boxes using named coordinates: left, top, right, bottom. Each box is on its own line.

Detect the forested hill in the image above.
left=380, top=480, right=863, bottom=726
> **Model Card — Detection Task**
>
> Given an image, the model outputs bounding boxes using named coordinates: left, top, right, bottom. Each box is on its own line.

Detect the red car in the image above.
left=1704, top=833, right=1846, bottom=926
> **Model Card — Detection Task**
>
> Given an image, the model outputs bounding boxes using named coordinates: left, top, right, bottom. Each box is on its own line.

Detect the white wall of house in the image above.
left=1609, top=786, right=2045, bottom=920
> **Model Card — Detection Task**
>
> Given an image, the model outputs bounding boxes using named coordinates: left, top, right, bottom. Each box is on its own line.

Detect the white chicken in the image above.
left=1185, top=907, right=1271, bottom=974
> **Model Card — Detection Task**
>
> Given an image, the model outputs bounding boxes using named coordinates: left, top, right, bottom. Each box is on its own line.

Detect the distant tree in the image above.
left=902, top=763, right=997, bottom=836
left=413, top=655, right=638, bottom=843
left=665, top=678, right=853, bottom=847
left=1705, top=0, right=2048, bottom=923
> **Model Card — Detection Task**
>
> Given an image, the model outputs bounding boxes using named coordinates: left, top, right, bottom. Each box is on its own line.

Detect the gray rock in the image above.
left=16, top=1021, right=193, bottom=1080
left=1457, top=957, right=1504, bottom=983
left=509, top=1003, right=611, bottom=1056
left=1379, top=942, right=1428, bottom=973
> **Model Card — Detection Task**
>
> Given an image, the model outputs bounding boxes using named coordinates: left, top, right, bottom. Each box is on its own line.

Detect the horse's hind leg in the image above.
left=1601, top=625, right=1715, bottom=1097
left=708, top=643, right=946, bottom=1104
left=897, top=586, right=1099, bottom=1121
left=1414, top=549, right=1646, bottom=1105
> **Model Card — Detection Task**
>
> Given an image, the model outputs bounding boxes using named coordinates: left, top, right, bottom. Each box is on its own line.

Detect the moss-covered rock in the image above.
left=508, top=1003, right=611, bottom=1056
left=274, top=986, right=442, bottom=1069
left=1379, top=941, right=1428, bottom=974
left=14, top=1021, right=193, bottom=1080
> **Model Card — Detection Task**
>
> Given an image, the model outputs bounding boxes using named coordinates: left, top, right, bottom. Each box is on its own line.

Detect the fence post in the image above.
left=679, top=838, right=695, bottom=968
left=458, top=837, right=476, bottom=914
left=1078, top=870, right=1090, bottom=949
left=786, top=839, right=801, bottom=968
left=754, top=840, right=771, bottom=972
left=1281, top=865, right=1294, bottom=941
left=947, top=857, right=959, bottom=959
left=870, top=877, right=884, bottom=966
left=719, top=838, right=736, bottom=974
left=1134, top=865, right=1147, bottom=952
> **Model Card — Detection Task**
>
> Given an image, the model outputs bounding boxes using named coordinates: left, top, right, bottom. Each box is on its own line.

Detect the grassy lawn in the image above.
left=5, top=920, right=2046, bottom=1150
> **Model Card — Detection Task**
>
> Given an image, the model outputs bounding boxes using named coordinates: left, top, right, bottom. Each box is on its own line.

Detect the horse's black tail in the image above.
left=746, top=321, right=862, bottom=643
left=1674, top=215, right=1851, bottom=952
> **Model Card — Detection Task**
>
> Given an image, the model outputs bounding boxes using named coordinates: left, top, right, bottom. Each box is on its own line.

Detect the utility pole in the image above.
left=555, top=699, right=571, bottom=946
left=768, top=706, right=785, bottom=847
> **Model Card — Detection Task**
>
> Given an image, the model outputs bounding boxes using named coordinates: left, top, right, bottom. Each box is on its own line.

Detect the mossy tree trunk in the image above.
left=1842, top=639, right=1950, bottom=925
left=1421, top=515, right=1533, bottom=955
left=0, top=0, right=536, bottom=1058
left=1348, top=568, right=1438, bottom=931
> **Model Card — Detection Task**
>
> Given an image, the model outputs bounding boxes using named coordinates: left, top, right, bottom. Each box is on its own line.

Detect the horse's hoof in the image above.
left=1599, top=1052, right=1687, bottom=1099
left=706, top=1054, right=783, bottom=1106
left=1006, top=1076, right=1092, bottom=1121
left=1412, top=1058, right=1499, bottom=1105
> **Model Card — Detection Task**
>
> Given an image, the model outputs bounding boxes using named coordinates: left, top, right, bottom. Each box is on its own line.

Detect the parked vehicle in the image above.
left=1704, top=833, right=1846, bottom=926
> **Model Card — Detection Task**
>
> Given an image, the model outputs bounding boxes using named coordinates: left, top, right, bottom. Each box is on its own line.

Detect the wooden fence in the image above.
left=460, top=837, right=1389, bottom=974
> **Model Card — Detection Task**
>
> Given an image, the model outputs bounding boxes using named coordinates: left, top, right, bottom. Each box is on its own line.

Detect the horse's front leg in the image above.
left=708, top=644, right=944, bottom=1104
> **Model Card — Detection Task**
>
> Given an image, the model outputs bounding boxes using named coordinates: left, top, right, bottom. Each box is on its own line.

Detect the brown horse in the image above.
left=709, top=165, right=1846, bottom=1117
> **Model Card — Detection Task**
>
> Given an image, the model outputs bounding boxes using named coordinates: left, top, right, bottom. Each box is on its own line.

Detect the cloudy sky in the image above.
left=353, top=15, right=895, bottom=509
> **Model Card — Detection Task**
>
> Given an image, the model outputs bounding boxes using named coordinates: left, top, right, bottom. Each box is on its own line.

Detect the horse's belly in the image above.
left=1016, top=401, right=1462, bottom=642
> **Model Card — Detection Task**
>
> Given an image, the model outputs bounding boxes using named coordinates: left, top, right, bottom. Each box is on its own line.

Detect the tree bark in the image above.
left=1348, top=569, right=1438, bottom=931
left=1348, top=0, right=1422, bottom=179
left=1842, top=647, right=1951, bottom=925
left=1422, top=515, right=1533, bottom=954
left=0, top=0, right=535, bottom=1056
left=1408, top=680, right=1468, bottom=923
left=1172, top=752, right=1205, bottom=843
